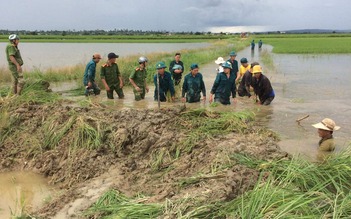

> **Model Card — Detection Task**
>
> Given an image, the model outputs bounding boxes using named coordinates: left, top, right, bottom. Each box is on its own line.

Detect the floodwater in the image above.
left=51, top=45, right=351, bottom=161
left=0, top=42, right=210, bottom=71
left=0, top=171, right=54, bottom=218
left=2, top=43, right=351, bottom=217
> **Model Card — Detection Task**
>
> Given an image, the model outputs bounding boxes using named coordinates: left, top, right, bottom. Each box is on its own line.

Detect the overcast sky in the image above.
left=1, top=0, right=350, bottom=32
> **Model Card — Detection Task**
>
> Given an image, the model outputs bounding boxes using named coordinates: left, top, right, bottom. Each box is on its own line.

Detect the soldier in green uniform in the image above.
left=101, top=52, right=124, bottom=99
left=6, top=34, right=24, bottom=95
left=129, top=56, right=149, bottom=101
left=182, top=64, right=206, bottom=103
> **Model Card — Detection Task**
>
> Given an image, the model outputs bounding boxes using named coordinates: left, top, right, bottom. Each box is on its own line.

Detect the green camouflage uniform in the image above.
left=101, top=62, right=124, bottom=99
left=129, top=67, right=147, bottom=101
left=6, top=43, right=24, bottom=88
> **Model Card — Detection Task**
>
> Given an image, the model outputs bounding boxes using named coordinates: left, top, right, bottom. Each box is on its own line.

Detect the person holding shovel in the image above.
left=154, top=61, right=175, bottom=102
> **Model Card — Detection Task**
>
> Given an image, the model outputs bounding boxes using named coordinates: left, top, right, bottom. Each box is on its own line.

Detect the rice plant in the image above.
left=174, top=109, right=255, bottom=157
left=70, top=116, right=104, bottom=151
left=85, top=190, right=163, bottom=219
left=42, top=114, right=77, bottom=150
left=149, top=148, right=172, bottom=171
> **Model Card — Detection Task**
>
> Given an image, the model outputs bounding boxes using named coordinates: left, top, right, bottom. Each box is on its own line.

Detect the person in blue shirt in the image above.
left=182, top=64, right=206, bottom=103
left=83, top=53, right=102, bottom=96
left=209, top=61, right=237, bottom=105
left=258, top=40, right=263, bottom=49
left=154, top=61, right=175, bottom=102
left=251, top=40, right=255, bottom=50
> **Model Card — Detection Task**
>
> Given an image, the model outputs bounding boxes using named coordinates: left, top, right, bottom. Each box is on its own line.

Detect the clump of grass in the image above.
left=174, top=109, right=255, bottom=157
left=0, top=110, right=21, bottom=145
left=69, top=116, right=107, bottom=151
left=149, top=148, right=172, bottom=171
left=0, top=79, right=61, bottom=109
left=42, top=114, right=77, bottom=150
left=85, top=190, right=163, bottom=219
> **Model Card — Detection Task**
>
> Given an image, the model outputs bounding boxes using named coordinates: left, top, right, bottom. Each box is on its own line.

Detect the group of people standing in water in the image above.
left=3, top=32, right=339, bottom=154
left=83, top=50, right=275, bottom=106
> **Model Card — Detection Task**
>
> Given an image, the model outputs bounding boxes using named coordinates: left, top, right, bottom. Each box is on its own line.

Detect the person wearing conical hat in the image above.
left=312, top=118, right=340, bottom=151
left=215, top=57, right=225, bottom=73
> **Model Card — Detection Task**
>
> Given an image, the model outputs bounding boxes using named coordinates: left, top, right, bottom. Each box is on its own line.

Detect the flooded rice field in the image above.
left=50, top=45, right=351, bottom=161
left=1, top=43, right=351, bottom=217
left=0, top=42, right=210, bottom=71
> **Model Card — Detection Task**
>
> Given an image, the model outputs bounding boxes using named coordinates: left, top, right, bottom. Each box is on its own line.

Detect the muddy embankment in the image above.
left=0, top=95, right=288, bottom=218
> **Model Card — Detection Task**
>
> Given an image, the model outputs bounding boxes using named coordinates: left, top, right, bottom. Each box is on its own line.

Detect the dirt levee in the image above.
left=0, top=100, right=288, bottom=218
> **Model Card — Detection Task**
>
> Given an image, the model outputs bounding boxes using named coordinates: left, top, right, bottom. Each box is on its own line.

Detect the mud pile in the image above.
left=0, top=100, right=288, bottom=218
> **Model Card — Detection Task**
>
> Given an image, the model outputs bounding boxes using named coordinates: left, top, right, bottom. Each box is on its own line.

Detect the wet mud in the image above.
left=0, top=100, right=287, bottom=218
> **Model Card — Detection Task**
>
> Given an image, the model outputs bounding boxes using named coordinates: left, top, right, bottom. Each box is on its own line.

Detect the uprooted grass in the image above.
left=84, top=190, right=163, bottom=219
left=173, top=108, right=255, bottom=157
left=147, top=108, right=256, bottom=171
left=181, top=148, right=351, bottom=218
left=88, top=146, right=351, bottom=218
left=0, top=79, right=60, bottom=108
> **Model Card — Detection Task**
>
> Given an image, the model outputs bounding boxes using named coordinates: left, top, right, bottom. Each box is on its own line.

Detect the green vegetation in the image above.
left=0, top=34, right=230, bottom=43
left=252, top=33, right=351, bottom=53
left=85, top=190, right=163, bottom=218
left=88, top=148, right=351, bottom=218
left=0, top=38, right=247, bottom=91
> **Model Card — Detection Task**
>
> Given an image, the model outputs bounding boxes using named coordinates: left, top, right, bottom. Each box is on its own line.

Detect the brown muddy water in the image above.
left=0, top=171, right=54, bottom=218
left=0, top=42, right=210, bottom=71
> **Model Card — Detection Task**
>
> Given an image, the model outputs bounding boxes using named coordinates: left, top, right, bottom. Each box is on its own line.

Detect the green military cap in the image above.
left=229, top=51, right=237, bottom=56
left=222, top=61, right=232, bottom=69
left=156, top=61, right=166, bottom=69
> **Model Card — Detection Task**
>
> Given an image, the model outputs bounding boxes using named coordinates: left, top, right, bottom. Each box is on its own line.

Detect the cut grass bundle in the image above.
left=85, top=190, right=163, bottom=219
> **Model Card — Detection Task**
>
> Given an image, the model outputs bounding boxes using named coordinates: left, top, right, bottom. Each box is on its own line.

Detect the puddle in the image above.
left=0, top=171, right=54, bottom=218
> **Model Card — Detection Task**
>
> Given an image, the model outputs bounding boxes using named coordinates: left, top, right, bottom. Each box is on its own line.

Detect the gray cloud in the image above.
left=0, top=0, right=350, bottom=32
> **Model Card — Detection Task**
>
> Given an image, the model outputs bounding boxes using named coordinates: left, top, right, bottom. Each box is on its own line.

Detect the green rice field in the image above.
left=254, top=34, right=351, bottom=53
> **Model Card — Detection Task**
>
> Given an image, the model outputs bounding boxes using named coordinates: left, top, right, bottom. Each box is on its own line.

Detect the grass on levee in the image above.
left=84, top=146, right=351, bottom=219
